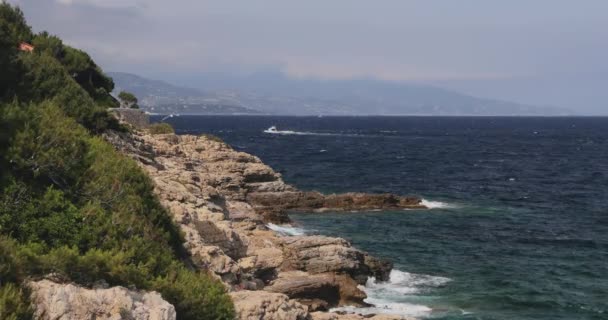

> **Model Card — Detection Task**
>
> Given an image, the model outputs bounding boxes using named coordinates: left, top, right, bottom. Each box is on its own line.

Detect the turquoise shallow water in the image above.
left=164, top=116, right=608, bottom=320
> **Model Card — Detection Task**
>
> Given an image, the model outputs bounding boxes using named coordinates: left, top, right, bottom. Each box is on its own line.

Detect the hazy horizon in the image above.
left=9, top=0, right=608, bottom=114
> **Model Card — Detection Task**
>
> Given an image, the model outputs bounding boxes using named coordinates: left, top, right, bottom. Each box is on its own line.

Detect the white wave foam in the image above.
left=266, top=223, right=305, bottom=236
left=331, top=269, right=451, bottom=318
left=420, top=199, right=456, bottom=209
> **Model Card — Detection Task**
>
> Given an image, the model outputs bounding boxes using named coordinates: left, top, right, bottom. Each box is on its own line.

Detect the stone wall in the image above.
left=109, top=108, right=150, bottom=129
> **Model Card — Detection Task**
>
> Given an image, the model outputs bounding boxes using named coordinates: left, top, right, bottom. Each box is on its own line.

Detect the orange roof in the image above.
left=19, top=42, right=34, bottom=52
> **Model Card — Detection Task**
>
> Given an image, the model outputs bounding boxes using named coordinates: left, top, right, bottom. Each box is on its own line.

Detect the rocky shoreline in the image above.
left=104, top=128, right=425, bottom=320
left=27, top=122, right=424, bottom=319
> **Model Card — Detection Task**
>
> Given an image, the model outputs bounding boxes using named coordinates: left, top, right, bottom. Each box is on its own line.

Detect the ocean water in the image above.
left=160, top=116, right=608, bottom=320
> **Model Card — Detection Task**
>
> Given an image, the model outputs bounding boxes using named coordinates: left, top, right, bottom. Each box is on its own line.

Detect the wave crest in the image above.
left=266, top=223, right=306, bottom=236
left=331, top=270, right=451, bottom=318
left=421, top=199, right=456, bottom=209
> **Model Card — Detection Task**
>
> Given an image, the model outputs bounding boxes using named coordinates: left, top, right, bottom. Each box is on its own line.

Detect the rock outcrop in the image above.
left=105, top=129, right=423, bottom=319
left=248, top=191, right=424, bottom=221
left=29, top=280, right=176, bottom=320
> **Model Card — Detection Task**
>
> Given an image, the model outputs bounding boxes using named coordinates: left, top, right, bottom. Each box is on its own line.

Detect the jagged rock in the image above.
left=363, top=254, right=393, bottom=283
left=188, top=244, right=241, bottom=283
left=29, top=280, right=175, bottom=320
left=230, top=291, right=309, bottom=320
left=264, top=271, right=367, bottom=308
left=192, top=220, right=248, bottom=259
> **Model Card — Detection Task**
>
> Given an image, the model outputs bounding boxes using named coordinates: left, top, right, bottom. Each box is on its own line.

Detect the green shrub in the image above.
left=148, top=123, right=174, bottom=134
left=0, top=284, right=31, bottom=320
left=152, top=266, right=235, bottom=320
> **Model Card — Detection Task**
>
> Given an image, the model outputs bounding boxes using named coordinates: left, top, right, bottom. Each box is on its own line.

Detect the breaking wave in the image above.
left=332, top=269, right=451, bottom=318
left=266, top=223, right=306, bottom=236
left=420, top=199, right=457, bottom=209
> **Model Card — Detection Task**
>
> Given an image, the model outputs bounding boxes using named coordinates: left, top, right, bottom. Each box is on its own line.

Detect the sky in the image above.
left=8, top=0, right=608, bottom=113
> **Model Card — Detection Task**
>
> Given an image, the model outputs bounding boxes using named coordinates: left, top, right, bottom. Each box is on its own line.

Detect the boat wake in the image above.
left=263, top=126, right=364, bottom=137
left=263, top=126, right=335, bottom=136
left=266, top=223, right=306, bottom=236
left=332, top=270, right=451, bottom=318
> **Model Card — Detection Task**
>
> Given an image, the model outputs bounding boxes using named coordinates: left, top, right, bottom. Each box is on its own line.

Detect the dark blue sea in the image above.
left=158, top=116, right=608, bottom=320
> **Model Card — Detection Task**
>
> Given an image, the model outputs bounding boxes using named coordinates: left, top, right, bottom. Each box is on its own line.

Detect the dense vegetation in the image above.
left=0, top=3, right=234, bottom=319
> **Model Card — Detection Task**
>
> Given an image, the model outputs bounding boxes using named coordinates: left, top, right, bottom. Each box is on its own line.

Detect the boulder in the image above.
left=363, top=254, right=393, bottom=283
left=282, top=236, right=364, bottom=275
left=29, top=280, right=175, bottom=320
left=282, top=236, right=391, bottom=286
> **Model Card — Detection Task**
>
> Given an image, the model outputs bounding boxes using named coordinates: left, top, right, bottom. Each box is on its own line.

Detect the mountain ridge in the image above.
left=110, top=71, right=570, bottom=116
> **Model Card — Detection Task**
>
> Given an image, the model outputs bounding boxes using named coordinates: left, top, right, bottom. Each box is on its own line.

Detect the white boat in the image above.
left=264, top=126, right=278, bottom=134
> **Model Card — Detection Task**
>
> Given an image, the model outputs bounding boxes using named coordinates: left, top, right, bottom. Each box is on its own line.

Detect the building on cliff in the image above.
left=19, top=42, right=34, bottom=52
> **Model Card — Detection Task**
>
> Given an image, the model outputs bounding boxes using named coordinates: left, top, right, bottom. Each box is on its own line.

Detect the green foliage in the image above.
left=5, top=101, right=89, bottom=186
left=153, top=266, right=235, bottom=320
left=16, top=48, right=119, bottom=133
left=0, top=4, right=235, bottom=319
left=1, top=2, right=119, bottom=132
left=0, top=283, right=31, bottom=320
left=0, top=2, right=32, bottom=46
left=0, top=2, right=29, bottom=100
left=148, top=122, right=175, bottom=134
left=118, top=91, right=139, bottom=109
left=0, top=102, right=234, bottom=319
left=31, top=31, right=118, bottom=109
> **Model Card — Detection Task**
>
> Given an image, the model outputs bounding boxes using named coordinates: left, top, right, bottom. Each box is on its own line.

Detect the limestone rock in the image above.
left=29, top=280, right=175, bottom=320
left=264, top=271, right=367, bottom=308
left=230, top=290, right=309, bottom=320
left=282, top=236, right=389, bottom=286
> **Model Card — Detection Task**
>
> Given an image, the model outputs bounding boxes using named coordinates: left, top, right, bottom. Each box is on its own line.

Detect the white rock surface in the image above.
left=29, top=280, right=176, bottom=320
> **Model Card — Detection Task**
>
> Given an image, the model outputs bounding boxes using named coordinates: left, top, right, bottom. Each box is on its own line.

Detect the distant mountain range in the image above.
left=109, top=72, right=259, bottom=115
left=109, top=71, right=570, bottom=116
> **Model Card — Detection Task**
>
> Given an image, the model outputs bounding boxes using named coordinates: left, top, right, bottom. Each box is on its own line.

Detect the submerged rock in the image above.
left=247, top=191, right=424, bottom=222
left=29, top=280, right=176, bottom=320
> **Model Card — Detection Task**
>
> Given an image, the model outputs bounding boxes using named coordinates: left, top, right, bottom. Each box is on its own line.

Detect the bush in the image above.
left=148, top=122, right=174, bottom=135
left=152, top=266, right=235, bottom=320
left=0, top=284, right=31, bottom=320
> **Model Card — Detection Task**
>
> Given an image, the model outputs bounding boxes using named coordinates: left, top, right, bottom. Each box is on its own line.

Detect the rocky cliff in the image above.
left=102, top=129, right=422, bottom=320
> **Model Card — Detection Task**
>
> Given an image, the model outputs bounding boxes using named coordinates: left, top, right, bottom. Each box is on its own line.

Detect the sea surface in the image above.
left=158, top=115, right=608, bottom=320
